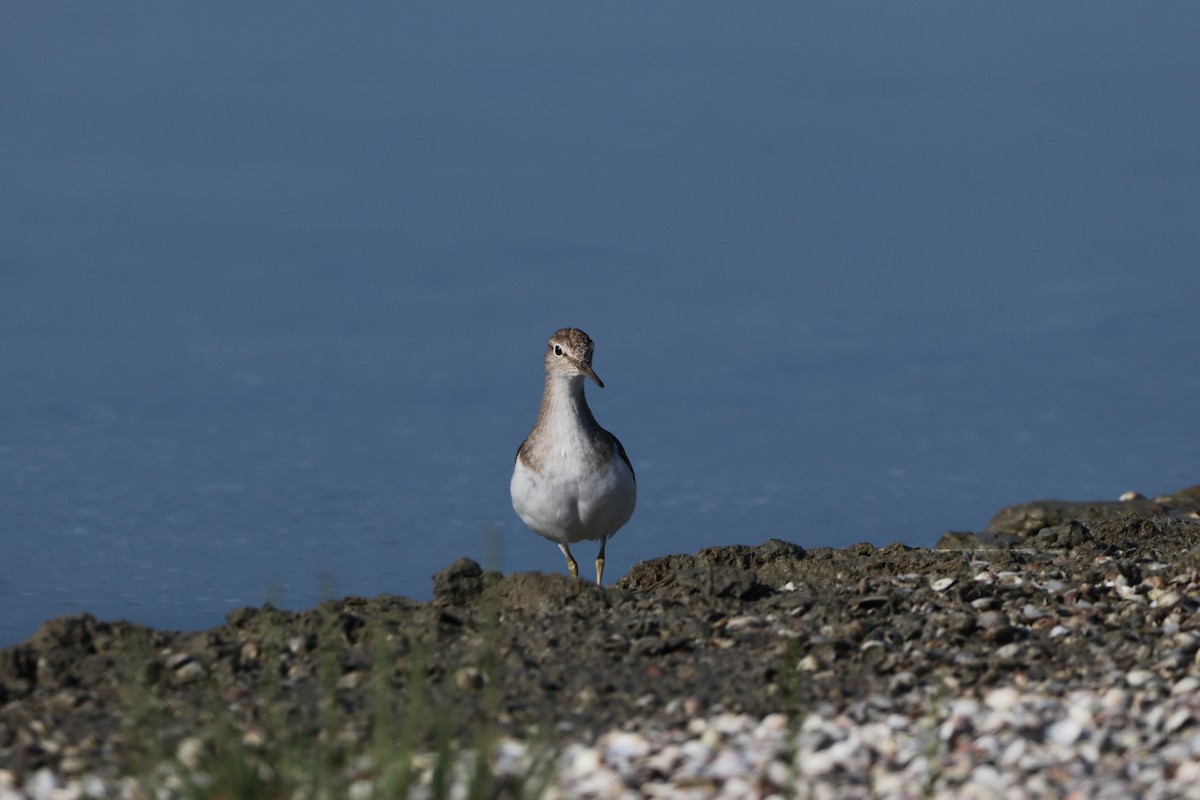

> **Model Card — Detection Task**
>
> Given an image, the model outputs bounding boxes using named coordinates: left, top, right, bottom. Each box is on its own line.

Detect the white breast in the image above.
left=510, top=447, right=636, bottom=545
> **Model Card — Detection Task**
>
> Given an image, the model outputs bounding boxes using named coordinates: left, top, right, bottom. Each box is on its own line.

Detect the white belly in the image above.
left=510, top=451, right=636, bottom=545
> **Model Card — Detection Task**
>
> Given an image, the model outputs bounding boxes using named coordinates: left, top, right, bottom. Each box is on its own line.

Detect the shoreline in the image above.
left=2, top=485, right=1199, bottom=797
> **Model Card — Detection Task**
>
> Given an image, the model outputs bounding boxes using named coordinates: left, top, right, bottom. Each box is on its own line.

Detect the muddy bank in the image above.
left=2, top=485, right=1199, bottom=782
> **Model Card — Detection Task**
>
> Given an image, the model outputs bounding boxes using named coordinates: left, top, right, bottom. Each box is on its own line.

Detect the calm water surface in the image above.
left=2, top=4, right=1198, bottom=645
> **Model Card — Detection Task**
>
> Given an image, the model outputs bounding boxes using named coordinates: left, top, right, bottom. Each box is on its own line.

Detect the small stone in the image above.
left=679, top=739, right=713, bottom=770
left=575, top=686, right=599, bottom=708
left=999, top=737, right=1027, bottom=766
left=337, top=670, right=365, bottom=690
left=453, top=667, right=484, bottom=691
left=756, top=713, right=789, bottom=736
left=725, top=615, right=762, bottom=632
left=494, top=738, right=529, bottom=776
left=977, top=610, right=1007, bottom=629
left=970, top=764, right=1009, bottom=792
left=57, top=756, right=85, bottom=776
left=705, top=746, right=747, bottom=779
left=800, top=749, right=836, bottom=776
left=948, top=698, right=981, bottom=718
left=177, top=737, right=205, bottom=771
left=1035, top=520, right=1092, bottom=548
left=720, top=776, right=754, bottom=797
left=1101, top=687, right=1129, bottom=712
left=603, top=731, right=650, bottom=763
left=766, top=759, right=792, bottom=788
left=997, top=571, right=1025, bottom=587
left=25, top=770, right=58, bottom=800
left=174, top=661, right=205, bottom=684
left=165, top=652, right=193, bottom=670
left=939, top=714, right=972, bottom=742
left=1177, top=760, right=1200, bottom=783
left=1171, top=676, right=1200, bottom=696
left=995, top=643, right=1021, bottom=660
left=931, top=577, right=956, bottom=592
left=571, top=757, right=621, bottom=798
left=1045, top=718, right=1083, bottom=746
left=1171, top=630, right=1198, bottom=648
left=859, top=640, right=886, bottom=666
left=1164, top=708, right=1193, bottom=734
left=1065, top=694, right=1098, bottom=726
left=1021, top=604, right=1050, bottom=621
left=81, top=775, right=106, bottom=799
left=889, top=672, right=916, bottom=693
left=1150, top=590, right=1182, bottom=609
left=872, top=773, right=909, bottom=796
left=985, top=687, right=1020, bottom=712
left=239, top=639, right=261, bottom=663
left=634, top=693, right=659, bottom=708
left=644, top=744, right=681, bottom=777
left=242, top=726, right=266, bottom=749
left=711, top=712, right=747, bottom=736
left=571, top=747, right=601, bottom=774
left=1126, top=669, right=1156, bottom=688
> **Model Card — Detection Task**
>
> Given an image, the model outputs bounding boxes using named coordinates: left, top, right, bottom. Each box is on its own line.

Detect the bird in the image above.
left=510, top=328, right=636, bottom=585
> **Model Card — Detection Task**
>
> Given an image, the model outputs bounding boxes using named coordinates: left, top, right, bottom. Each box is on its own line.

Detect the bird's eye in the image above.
left=554, top=345, right=563, bottom=356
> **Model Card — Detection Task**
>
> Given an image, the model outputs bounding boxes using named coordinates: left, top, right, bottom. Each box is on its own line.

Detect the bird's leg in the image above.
left=558, top=543, right=579, bottom=579
left=595, top=536, right=607, bottom=586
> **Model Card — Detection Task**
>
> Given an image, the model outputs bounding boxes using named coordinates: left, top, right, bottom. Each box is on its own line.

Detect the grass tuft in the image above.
left=119, top=587, right=556, bottom=799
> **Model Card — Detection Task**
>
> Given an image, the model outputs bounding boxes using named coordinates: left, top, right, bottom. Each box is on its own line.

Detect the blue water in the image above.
left=2, top=4, right=1197, bottom=646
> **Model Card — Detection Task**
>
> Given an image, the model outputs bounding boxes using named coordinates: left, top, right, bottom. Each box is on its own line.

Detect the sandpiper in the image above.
left=510, top=328, right=637, bottom=585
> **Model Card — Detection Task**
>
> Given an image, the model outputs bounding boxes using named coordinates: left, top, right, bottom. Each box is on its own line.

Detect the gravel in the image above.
left=2, top=484, right=1200, bottom=798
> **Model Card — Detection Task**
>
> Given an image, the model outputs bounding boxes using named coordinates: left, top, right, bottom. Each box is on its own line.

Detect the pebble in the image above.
left=13, top=681, right=1180, bottom=800
left=1126, top=669, right=1156, bottom=688
left=706, top=747, right=747, bottom=779
left=994, top=643, right=1021, bottom=660
left=1045, top=718, right=1083, bottom=746
left=604, top=731, right=651, bottom=764
left=1021, top=604, right=1050, bottom=621
left=985, top=686, right=1020, bottom=711
left=176, top=738, right=204, bottom=771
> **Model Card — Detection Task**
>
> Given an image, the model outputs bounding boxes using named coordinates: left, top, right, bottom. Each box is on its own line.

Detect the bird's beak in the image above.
left=581, top=362, right=605, bottom=388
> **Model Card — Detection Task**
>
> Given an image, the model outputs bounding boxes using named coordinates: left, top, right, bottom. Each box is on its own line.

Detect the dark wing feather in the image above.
left=611, top=433, right=635, bottom=481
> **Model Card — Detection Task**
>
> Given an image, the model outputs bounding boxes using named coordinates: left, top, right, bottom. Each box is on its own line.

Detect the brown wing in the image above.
left=610, top=432, right=635, bottom=481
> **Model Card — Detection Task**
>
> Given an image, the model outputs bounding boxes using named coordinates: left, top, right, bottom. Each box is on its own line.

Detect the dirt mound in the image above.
left=3, top=487, right=1199, bottom=782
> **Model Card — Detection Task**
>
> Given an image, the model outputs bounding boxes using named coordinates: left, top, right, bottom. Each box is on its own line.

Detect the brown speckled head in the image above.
left=544, top=327, right=604, bottom=387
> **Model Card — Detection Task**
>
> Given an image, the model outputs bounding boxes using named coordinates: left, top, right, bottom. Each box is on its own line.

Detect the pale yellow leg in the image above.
left=558, top=543, right=579, bottom=579
left=595, top=536, right=607, bottom=586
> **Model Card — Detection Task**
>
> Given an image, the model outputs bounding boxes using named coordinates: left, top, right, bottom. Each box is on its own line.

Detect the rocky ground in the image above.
left=2, top=485, right=1200, bottom=798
